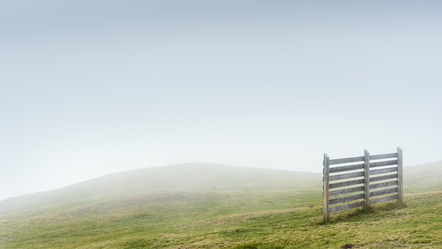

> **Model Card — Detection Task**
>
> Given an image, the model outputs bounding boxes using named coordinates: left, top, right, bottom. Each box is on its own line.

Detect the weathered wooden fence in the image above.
left=323, top=147, right=403, bottom=221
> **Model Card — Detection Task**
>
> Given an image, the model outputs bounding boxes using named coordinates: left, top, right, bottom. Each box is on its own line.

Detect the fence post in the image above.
left=323, top=154, right=330, bottom=222
left=397, top=147, right=403, bottom=204
left=364, top=150, right=370, bottom=207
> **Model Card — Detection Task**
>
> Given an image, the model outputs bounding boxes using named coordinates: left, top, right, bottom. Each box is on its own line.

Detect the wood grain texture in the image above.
left=370, top=174, right=398, bottom=183
left=329, top=201, right=364, bottom=213
left=369, top=160, right=398, bottom=168
left=397, top=147, right=403, bottom=203
left=370, top=180, right=398, bottom=190
left=329, top=179, right=364, bottom=189
left=329, top=156, right=365, bottom=165
left=329, top=171, right=364, bottom=181
left=369, top=194, right=398, bottom=204
left=329, top=163, right=364, bottom=173
left=370, top=187, right=398, bottom=197
left=329, top=186, right=364, bottom=197
left=369, top=153, right=397, bottom=160
left=323, top=154, right=330, bottom=221
left=369, top=167, right=398, bottom=176
left=364, top=150, right=370, bottom=207
left=329, top=193, right=364, bottom=205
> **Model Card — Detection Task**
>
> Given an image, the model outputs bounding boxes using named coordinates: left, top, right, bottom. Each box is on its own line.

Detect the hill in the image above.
left=404, top=160, right=442, bottom=192
left=0, top=162, right=441, bottom=248
left=0, top=163, right=320, bottom=215
left=1, top=161, right=442, bottom=216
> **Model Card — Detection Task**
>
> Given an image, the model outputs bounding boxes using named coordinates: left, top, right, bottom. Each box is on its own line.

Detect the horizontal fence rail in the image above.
left=323, top=147, right=403, bottom=221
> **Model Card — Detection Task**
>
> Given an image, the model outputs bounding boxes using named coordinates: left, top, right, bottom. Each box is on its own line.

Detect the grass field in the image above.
left=0, top=163, right=441, bottom=248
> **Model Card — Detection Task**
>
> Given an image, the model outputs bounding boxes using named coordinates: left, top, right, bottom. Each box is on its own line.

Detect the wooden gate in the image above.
left=323, top=147, right=403, bottom=221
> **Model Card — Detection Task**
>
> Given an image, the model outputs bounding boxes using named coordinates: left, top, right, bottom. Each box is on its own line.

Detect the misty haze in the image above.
left=1, top=1, right=442, bottom=248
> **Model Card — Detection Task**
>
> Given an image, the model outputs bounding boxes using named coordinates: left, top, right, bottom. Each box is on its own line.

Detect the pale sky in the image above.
left=1, top=0, right=442, bottom=201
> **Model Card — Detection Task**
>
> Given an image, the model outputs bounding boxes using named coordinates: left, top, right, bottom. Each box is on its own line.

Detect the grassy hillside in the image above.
left=0, top=163, right=320, bottom=215
left=404, top=160, right=442, bottom=192
left=0, top=190, right=440, bottom=248
left=0, top=162, right=441, bottom=248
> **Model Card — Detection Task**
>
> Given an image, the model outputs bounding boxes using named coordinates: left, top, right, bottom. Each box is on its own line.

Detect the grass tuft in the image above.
left=123, top=239, right=150, bottom=249
left=233, top=242, right=260, bottom=249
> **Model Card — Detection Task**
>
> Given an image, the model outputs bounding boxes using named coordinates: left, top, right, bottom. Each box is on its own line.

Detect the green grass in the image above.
left=0, top=190, right=441, bottom=248
left=1, top=163, right=441, bottom=248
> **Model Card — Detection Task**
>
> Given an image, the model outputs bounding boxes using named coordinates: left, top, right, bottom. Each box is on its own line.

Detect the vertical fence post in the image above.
left=397, top=147, right=403, bottom=204
left=323, top=154, right=330, bottom=222
left=364, top=150, right=370, bottom=207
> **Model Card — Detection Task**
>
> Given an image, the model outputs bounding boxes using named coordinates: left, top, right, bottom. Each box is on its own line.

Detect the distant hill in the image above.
left=0, top=163, right=320, bottom=215
left=2, top=161, right=441, bottom=216
left=404, top=160, right=442, bottom=192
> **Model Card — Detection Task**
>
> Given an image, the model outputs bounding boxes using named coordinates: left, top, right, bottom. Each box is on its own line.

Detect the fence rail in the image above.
left=323, top=147, right=403, bottom=221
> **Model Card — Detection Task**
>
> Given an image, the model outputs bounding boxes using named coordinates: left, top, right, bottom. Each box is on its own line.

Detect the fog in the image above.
left=1, top=0, right=442, bottom=201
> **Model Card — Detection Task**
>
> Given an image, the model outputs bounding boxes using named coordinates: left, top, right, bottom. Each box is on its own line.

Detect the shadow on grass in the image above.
left=319, top=201, right=407, bottom=225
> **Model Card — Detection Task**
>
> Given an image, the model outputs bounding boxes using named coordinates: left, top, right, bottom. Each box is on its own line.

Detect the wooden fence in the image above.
left=323, top=147, right=403, bottom=221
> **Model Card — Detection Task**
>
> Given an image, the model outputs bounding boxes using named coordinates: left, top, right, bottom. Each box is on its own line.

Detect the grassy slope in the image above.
left=0, top=163, right=320, bottom=215
left=404, top=161, right=442, bottom=192
left=0, top=162, right=441, bottom=248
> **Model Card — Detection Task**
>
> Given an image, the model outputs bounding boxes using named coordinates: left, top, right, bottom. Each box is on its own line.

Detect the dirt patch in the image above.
left=341, top=244, right=355, bottom=249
